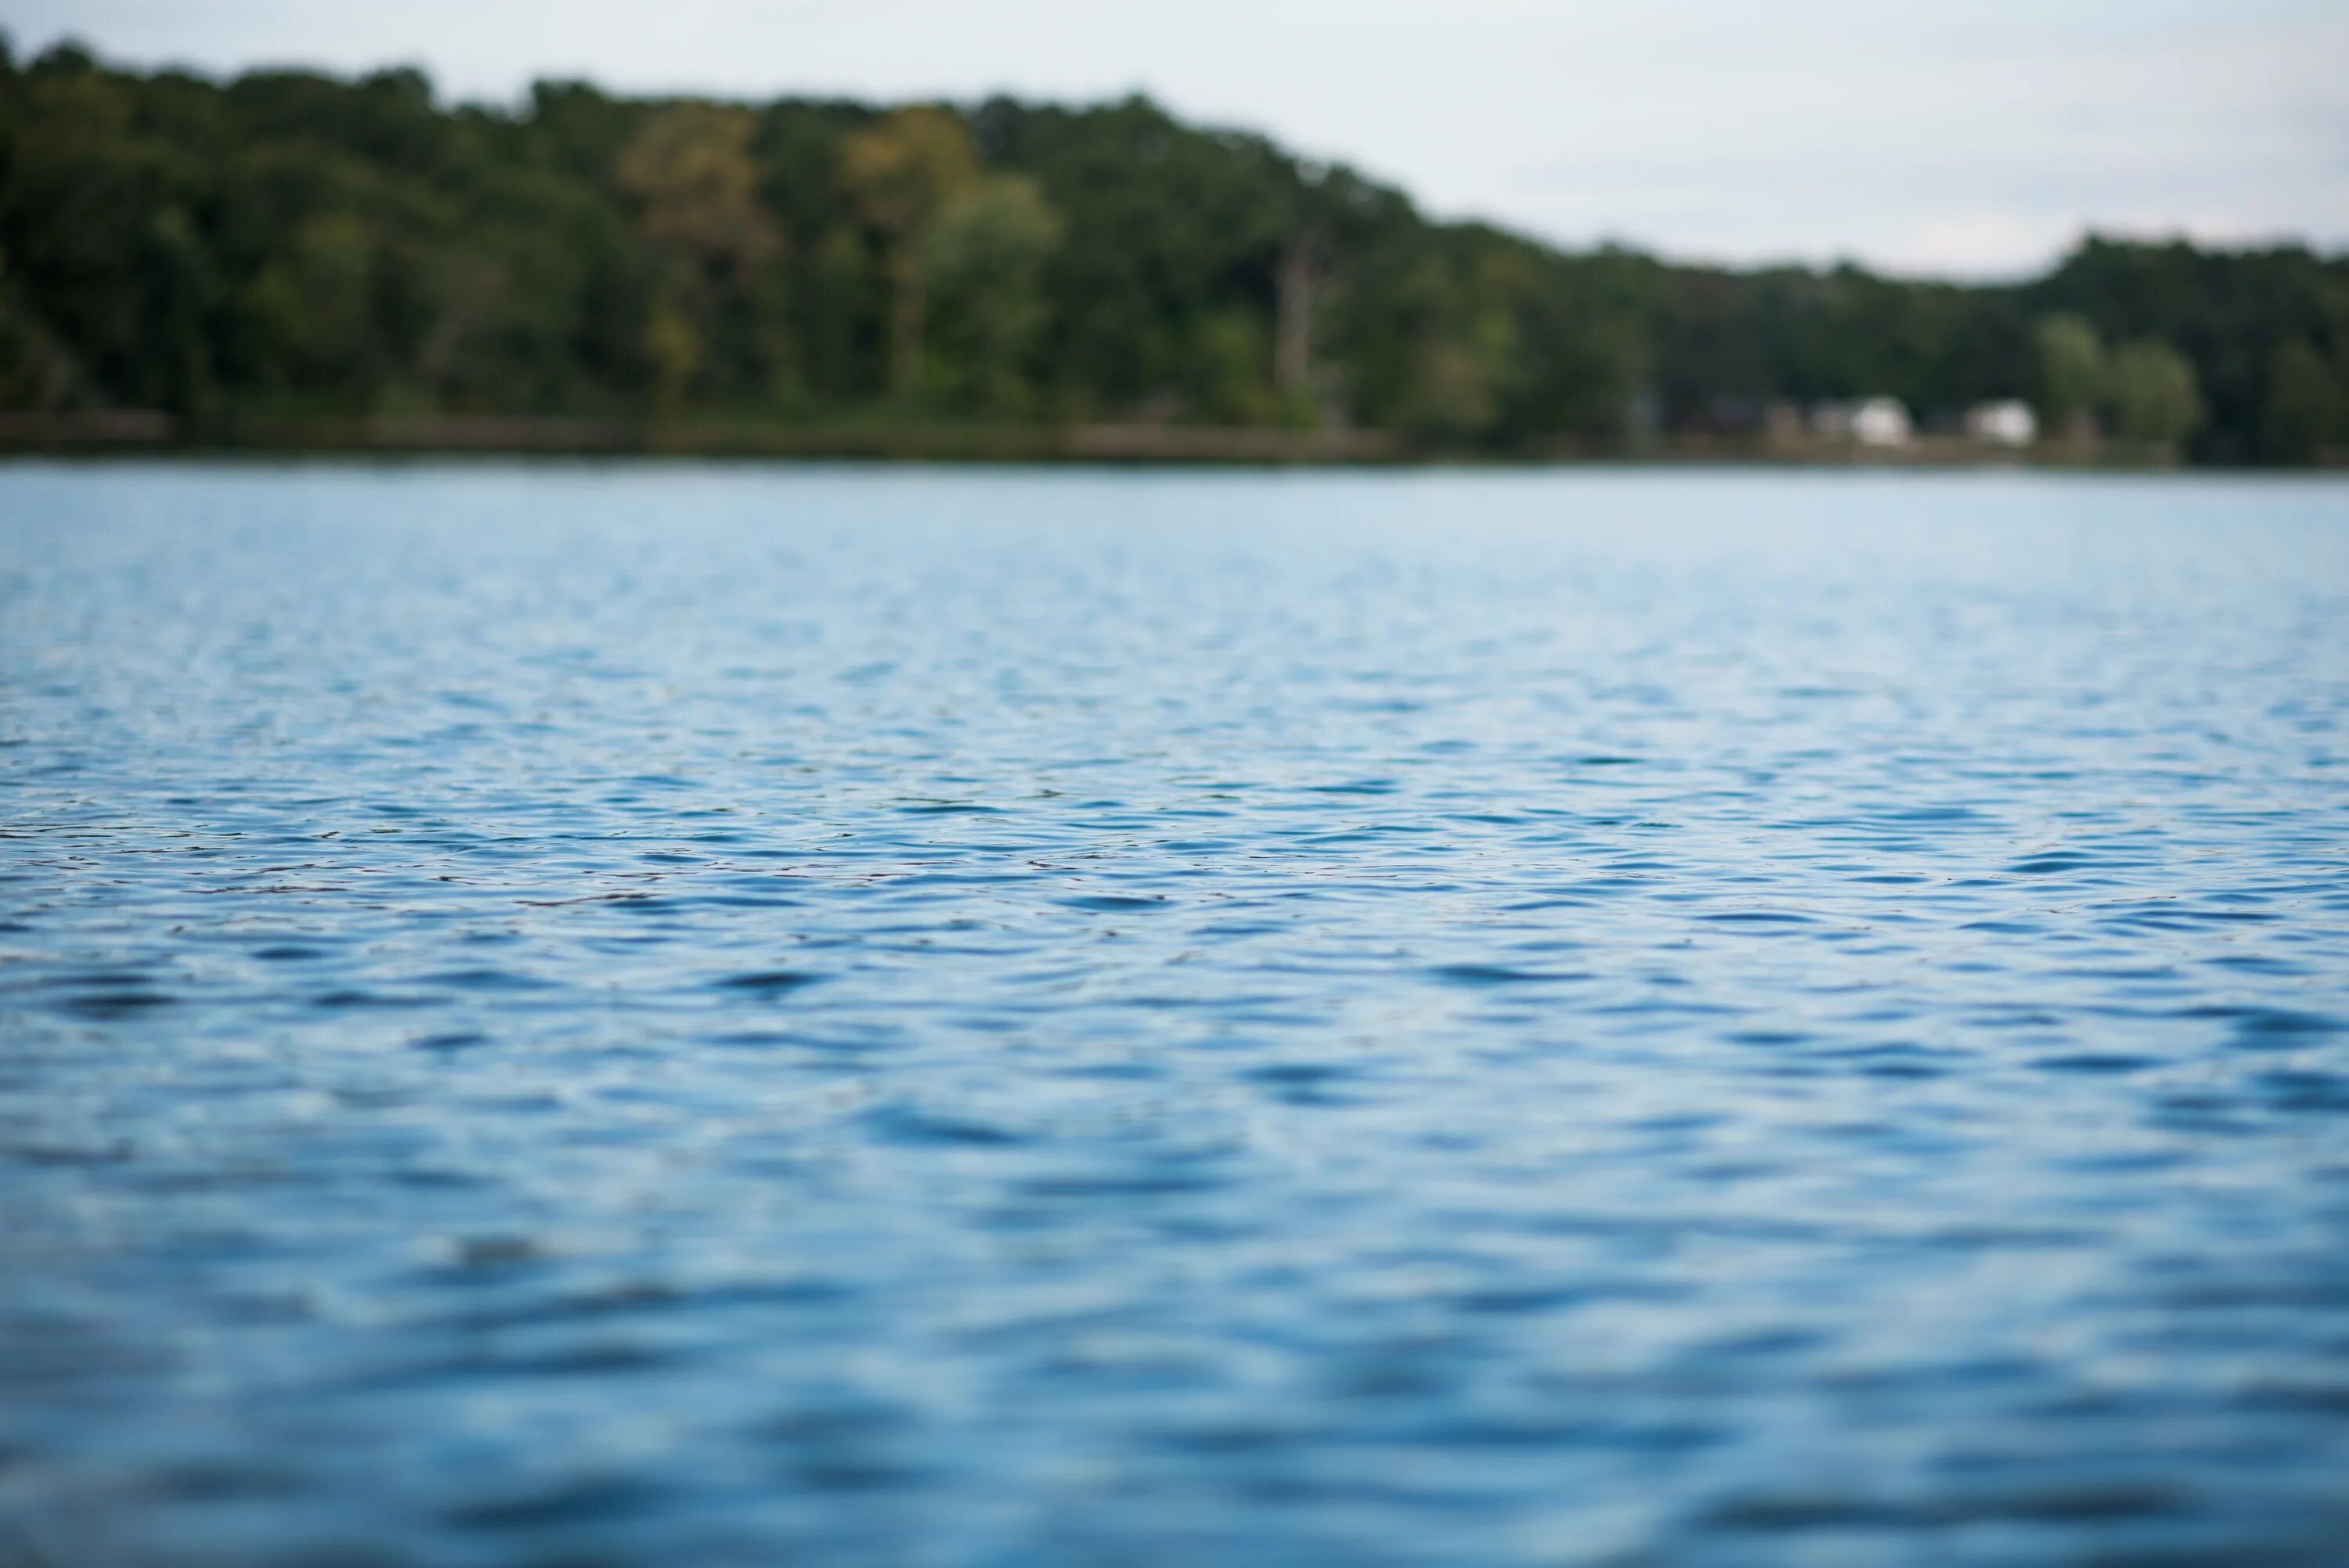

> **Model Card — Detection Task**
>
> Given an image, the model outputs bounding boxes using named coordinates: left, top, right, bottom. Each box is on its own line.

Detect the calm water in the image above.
left=4, top=463, right=2348, bottom=1567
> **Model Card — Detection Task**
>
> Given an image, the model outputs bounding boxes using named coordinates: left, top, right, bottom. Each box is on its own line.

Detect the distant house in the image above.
left=1850, top=397, right=1913, bottom=447
left=1965, top=399, right=2039, bottom=447
left=1810, top=397, right=1914, bottom=446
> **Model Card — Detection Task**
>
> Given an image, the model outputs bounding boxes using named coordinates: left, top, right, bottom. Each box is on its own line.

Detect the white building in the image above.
left=1849, top=396, right=1914, bottom=447
left=1810, top=397, right=1914, bottom=446
left=1965, top=399, right=2039, bottom=447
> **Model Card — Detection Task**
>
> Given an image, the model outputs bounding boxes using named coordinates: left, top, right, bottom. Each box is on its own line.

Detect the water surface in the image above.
left=4, top=463, right=2347, bottom=1566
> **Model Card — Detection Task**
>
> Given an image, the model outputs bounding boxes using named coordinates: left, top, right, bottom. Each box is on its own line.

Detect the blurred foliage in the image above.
left=839, top=107, right=981, bottom=398
left=2035, top=314, right=2105, bottom=436
left=2104, top=339, right=2203, bottom=449
left=2262, top=339, right=2346, bottom=463
left=2, top=40, right=2346, bottom=461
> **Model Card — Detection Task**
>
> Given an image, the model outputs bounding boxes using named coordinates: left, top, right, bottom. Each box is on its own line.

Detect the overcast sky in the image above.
left=8, top=0, right=2345, bottom=278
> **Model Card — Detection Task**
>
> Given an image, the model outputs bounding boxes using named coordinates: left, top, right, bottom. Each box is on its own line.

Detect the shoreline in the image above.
left=0, top=410, right=2272, bottom=469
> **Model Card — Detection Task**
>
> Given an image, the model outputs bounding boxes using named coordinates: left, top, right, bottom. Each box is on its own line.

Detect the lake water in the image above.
left=3, top=463, right=2347, bottom=1566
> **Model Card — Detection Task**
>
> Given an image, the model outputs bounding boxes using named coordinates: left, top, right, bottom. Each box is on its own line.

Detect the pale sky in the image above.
left=8, top=0, right=2346, bottom=278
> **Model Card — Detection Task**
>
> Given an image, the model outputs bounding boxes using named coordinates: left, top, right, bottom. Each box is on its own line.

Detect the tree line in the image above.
left=4, top=38, right=2347, bottom=463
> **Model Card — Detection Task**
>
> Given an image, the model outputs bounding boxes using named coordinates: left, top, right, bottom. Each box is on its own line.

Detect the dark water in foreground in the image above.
left=3, top=464, right=2348, bottom=1567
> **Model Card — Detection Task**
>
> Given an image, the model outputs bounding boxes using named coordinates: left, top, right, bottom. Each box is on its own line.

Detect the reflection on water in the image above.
left=3, top=463, right=2347, bottom=1566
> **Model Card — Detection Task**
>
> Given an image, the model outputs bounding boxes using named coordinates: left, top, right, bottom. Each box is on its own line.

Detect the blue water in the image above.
left=3, top=463, right=2347, bottom=1567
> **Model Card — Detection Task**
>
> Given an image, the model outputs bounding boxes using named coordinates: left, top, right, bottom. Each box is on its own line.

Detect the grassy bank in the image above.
left=0, top=411, right=2253, bottom=468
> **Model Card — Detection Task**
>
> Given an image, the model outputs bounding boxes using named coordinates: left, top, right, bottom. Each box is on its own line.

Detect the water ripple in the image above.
left=2, top=463, right=2347, bottom=1567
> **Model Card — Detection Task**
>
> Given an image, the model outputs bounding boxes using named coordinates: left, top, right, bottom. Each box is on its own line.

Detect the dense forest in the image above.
left=4, top=38, right=2347, bottom=463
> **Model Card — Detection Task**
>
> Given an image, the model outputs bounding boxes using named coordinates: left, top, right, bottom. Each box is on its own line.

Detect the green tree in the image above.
left=0, top=245, right=82, bottom=408
left=5, top=44, right=2348, bottom=461
left=838, top=108, right=979, bottom=400
left=132, top=206, right=219, bottom=413
left=920, top=174, right=1061, bottom=414
left=616, top=103, right=778, bottom=272
left=2261, top=339, right=2344, bottom=463
left=1402, top=325, right=1506, bottom=438
left=615, top=103, right=783, bottom=409
left=2035, top=313, right=2104, bottom=436
left=245, top=212, right=382, bottom=398
left=1183, top=308, right=1276, bottom=424
left=2103, top=338, right=2202, bottom=448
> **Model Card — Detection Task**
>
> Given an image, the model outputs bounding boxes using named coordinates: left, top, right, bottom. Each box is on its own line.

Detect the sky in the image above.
left=7, top=0, right=2346, bottom=279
